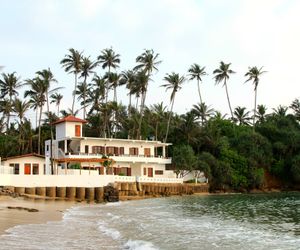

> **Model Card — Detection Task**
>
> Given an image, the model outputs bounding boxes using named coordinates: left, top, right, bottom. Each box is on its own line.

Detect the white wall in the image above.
left=2, top=156, right=45, bottom=175
left=0, top=174, right=181, bottom=187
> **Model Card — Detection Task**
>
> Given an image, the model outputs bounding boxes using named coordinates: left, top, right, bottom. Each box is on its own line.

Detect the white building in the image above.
left=45, top=115, right=175, bottom=179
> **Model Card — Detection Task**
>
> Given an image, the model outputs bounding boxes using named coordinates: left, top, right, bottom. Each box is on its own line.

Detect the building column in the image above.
left=162, top=146, right=166, bottom=157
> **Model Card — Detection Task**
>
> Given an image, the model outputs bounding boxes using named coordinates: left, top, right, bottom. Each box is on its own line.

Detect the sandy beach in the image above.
left=0, top=196, right=77, bottom=235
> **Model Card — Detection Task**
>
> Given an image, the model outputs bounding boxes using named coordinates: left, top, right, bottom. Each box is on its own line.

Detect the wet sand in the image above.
left=0, top=196, right=77, bottom=235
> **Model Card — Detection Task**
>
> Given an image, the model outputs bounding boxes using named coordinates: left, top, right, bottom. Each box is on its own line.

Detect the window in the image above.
left=144, top=148, right=151, bottom=157
left=24, top=163, right=31, bottom=175
left=147, top=168, right=153, bottom=177
left=143, top=168, right=147, bottom=175
left=120, top=147, right=124, bottom=155
left=85, top=145, right=89, bottom=154
left=32, top=164, right=39, bottom=175
left=114, top=147, right=119, bottom=156
left=129, top=147, right=139, bottom=156
left=10, top=163, right=19, bottom=175
left=155, top=170, right=164, bottom=175
left=92, top=146, right=105, bottom=154
left=75, top=125, right=81, bottom=137
left=106, top=146, right=114, bottom=155
left=46, top=145, right=49, bottom=151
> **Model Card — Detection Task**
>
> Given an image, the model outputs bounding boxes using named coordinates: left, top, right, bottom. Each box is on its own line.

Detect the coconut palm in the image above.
left=120, top=70, right=135, bottom=116
left=97, top=48, right=120, bottom=137
left=150, top=102, right=167, bottom=141
left=132, top=71, right=150, bottom=139
left=192, top=102, right=214, bottom=126
left=76, top=82, right=91, bottom=119
left=60, top=48, right=83, bottom=113
left=256, top=104, right=267, bottom=124
left=233, top=106, right=251, bottom=126
left=24, top=77, right=47, bottom=154
left=0, top=72, right=22, bottom=131
left=134, top=49, right=161, bottom=139
left=36, top=68, right=59, bottom=114
left=79, top=56, right=97, bottom=119
left=213, top=61, right=235, bottom=119
left=50, top=93, right=63, bottom=116
left=245, top=66, right=266, bottom=129
left=290, top=99, right=300, bottom=121
left=161, top=72, right=185, bottom=142
left=188, top=64, right=207, bottom=104
left=13, top=98, right=30, bottom=152
left=273, top=105, right=288, bottom=117
left=0, top=99, right=13, bottom=132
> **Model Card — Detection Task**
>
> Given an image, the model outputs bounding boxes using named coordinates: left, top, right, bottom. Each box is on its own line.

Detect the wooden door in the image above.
left=127, top=167, right=131, bottom=176
left=24, top=164, right=31, bottom=175
left=75, top=125, right=81, bottom=137
left=144, top=148, right=150, bottom=157
left=148, top=168, right=153, bottom=177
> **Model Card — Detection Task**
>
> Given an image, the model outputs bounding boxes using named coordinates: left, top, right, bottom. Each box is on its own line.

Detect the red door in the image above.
left=148, top=168, right=153, bottom=177
left=75, top=125, right=81, bottom=137
left=127, top=167, right=131, bottom=176
left=24, top=164, right=31, bottom=175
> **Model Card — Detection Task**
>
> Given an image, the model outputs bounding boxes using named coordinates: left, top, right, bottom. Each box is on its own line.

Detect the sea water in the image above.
left=1, top=193, right=300, bottom=250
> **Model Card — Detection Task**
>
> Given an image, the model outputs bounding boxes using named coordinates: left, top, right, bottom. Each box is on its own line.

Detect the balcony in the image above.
left=58, top=152, right=172, bottom=164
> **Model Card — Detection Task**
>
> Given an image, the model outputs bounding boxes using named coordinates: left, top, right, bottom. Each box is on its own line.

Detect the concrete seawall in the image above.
left=5, top=183, right=209, bottom=202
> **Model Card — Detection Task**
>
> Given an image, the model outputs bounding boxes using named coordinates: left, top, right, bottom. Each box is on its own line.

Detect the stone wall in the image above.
left=1, top=182, right=209, bottom=202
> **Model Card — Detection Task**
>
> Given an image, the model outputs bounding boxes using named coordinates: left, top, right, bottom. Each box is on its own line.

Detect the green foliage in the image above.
left=291, top=155, right=300, bottom=183
left=69, top=163, right=80, bottom=169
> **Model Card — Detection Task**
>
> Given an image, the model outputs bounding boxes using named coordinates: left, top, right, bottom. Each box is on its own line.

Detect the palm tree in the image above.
left=120, top=70, right=135, bottom=116
left=0, top=99, right=13, bottom=132
left=134, top=49, right=161, bottom=139
left=60, top=108, right=80, bottom=117
left=132, top=71, right=150, bottom=139
left=161, top=72, right=185, bottom=142
left=0, top=72, right=22, bottom=131
left=233, top=106, right=251, bottom=125
left=60, top=48, right=83, bottom=113
left=13, top=98, right=30, bottom=152
left=290, top=99, right=300, bottom=121
left=97, top=48, right=120, bottom=137
left=79, top=56, right=97, bottom=119
left=245, top=66, right=266, bottom=129
left=192, top=102, right=214, bottom=126
left=188, top=64, right=206, bottom=104
left=150, top=102, right=167, bottom=141
left=273, top=105, right=288, bottom=117
left=98, top=48, right=120, bottom=101
left=36, top=68, right=59, bottom=114
left=213, top=61, right=235, bottom=119
left=50, top=93, right=63, bottom=116
left=24, top=77, right=47, bottom=154
left=76, top=82, right=91, bottom=119
left=105, top=72, right=122, bottom=103
left=256, top=104, right=267, bottom=124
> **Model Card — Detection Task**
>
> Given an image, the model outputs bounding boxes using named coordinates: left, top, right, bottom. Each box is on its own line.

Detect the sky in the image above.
left=1, top=0, right=300, bottom=123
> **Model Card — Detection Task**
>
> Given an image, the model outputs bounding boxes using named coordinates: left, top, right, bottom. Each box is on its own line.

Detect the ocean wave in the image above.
left=123, top=239, right=158, bottom=250
left=97, top=222, right=121, bottom=240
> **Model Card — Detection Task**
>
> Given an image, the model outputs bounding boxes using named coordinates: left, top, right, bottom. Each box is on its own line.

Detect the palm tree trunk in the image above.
left=224, top=79, right=233, bottom=119
left=137, top=92, right=146, bottom=139
left=57, top=104, right=60, bottom=117
left=197, top=80, right=203, bottom=104
left=72, top=73, right=77, bottom=114
left=253, top=88, right=257, bottom=131
left=164, top=97, right=175, bottom=143
left=38, top=105, right=43, bottom=154
left=128, top=93, right=132, bottom=118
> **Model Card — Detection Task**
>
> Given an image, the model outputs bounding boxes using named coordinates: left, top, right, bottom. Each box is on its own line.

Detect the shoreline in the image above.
left=0, top=196, right=77, bottom=235
left=1, top=189, right=298, bottom=236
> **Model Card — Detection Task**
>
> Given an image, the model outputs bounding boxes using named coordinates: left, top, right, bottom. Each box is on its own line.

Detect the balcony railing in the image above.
left=61, top=152, right=171, bottom=160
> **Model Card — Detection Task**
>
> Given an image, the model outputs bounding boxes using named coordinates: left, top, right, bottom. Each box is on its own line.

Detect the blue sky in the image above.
left=1, top=0, right=300, bottom=122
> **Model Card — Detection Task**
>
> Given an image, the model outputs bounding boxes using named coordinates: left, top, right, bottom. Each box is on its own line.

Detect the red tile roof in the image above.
left=52, top=115, right=87, bottom=125
left=2, top=153, right=45, bottom=161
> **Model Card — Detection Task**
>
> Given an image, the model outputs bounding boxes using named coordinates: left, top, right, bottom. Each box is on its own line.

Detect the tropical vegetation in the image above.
left=1, top=48, right=300, bottom=191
